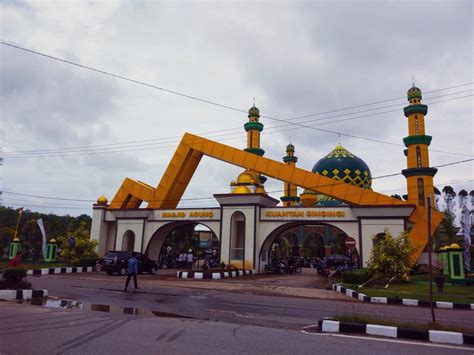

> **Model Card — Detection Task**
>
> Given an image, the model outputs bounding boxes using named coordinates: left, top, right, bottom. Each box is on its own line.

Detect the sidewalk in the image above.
left=134, top=268, right=351, bottom=301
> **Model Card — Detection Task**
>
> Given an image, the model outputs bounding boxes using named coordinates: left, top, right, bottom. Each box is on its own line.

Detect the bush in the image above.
left=202, top=263, right=209, bottom=270
left=0, top=268, right=31, bottom=290
left=2, top=267, right=27, bottom=282
left=78, top=258, right=99, bottom=267
left=342, top=268, right=371, bottom=284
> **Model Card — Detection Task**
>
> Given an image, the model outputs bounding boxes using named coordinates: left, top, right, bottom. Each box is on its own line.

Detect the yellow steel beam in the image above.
left=109, top=132, right=442, bottom=261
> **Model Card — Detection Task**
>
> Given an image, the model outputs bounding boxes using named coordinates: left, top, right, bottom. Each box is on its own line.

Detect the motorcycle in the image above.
left=264, top=258, right=288, bottom=274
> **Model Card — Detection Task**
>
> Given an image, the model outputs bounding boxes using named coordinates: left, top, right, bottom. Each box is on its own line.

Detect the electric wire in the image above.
left=2, top=158, right=472, bottom=206
left=1, top=41, right=472, bottom=157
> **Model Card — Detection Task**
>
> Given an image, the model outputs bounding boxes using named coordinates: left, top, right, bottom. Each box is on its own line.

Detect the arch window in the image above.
left=122, top=230, right=135, bottom=252
left=414, top=116, right=419, bottom=135
left=230, top=212, right=245, bottom=260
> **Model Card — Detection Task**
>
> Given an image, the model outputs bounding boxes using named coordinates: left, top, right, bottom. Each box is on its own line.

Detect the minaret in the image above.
left=244, top=105, right=265, bottom=157
left=402, top=85, right=437, bottom=207
left=281, top=143, right=299, bottom=207
left=230, top=104, right=267, bottom=194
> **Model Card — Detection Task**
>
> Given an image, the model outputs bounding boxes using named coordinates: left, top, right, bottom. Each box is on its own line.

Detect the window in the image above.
left=416, top=146, right=422, bottom=167
left=230, top=212, right=245, bottom=260
left=417, top=178, right=425, bottom=206
left=414, top=116, right=419, bottom=135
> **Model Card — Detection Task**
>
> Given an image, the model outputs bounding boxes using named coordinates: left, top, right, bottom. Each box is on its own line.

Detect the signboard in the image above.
left=261, top=207, right=354, bottom=221
left=199, top=232, right=212, bottom=249
left=158, top=209, right=219, bottom=220
left=345, top=236, right=356, bottom=248
left=68, top=236, right=76, bottom=247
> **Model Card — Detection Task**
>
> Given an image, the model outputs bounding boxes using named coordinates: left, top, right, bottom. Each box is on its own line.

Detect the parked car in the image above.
left=316, top=254, right=356, bottom=277
left=98, top=251, right=159, bottom=276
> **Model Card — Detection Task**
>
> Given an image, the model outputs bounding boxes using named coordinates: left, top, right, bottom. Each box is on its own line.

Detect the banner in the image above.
left=37, top=218, right=47, bottom=258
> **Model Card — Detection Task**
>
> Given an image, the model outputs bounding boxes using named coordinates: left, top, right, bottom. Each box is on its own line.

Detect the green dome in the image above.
left=312, top=145, right=372, bottom=189
left=248, top=105, right=260, bottom=118
left=286, top=143, right=295, bottom=152
left=407, top=86, right=422, bottom=100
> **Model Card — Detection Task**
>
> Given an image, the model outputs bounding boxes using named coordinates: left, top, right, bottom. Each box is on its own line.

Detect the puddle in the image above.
left=21, top=299, right=194, bottom=319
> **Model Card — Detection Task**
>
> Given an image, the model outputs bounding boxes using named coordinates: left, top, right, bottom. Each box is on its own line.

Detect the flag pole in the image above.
left=14, top=208, right=24, bottom=240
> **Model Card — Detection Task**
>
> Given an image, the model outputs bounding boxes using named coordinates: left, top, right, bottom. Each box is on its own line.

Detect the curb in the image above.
left=0, top=289, right=48, bottom=301
left=318, top=319, right=474, bottom=346
left=332, top=284, right=474, bottom=310
left=176, top=270, right=254, bottom=280
left=26, top=266, right=94, bottom=277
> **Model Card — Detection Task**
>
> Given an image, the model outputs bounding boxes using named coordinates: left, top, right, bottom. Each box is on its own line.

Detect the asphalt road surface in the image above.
left=1, top=270, right=473, bottom=354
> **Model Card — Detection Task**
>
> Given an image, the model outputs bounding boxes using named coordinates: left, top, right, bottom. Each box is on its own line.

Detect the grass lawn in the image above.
left=0, top=260, right=68, bottom=271
left=343, top=280, right=474, bottom=304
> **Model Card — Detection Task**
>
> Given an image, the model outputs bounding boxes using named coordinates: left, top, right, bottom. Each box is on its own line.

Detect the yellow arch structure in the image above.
left=110, top=132, right=443, bottom=261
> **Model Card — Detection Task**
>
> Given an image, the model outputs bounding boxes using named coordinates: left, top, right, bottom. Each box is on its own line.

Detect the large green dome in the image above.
left=312, top=145, right=372, bottom=189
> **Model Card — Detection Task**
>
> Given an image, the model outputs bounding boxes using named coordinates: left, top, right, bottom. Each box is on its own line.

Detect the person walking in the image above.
left=186, top=249, right=194, bottom=270
left=124, top=252, right=139, bottom=292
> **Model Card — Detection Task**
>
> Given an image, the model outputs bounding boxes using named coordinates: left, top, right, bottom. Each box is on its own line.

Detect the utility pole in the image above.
left=427, top=196, right=436, bottom=324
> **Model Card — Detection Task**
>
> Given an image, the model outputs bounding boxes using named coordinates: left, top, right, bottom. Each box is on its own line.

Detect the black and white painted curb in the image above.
left=177, top=270, right=254, bottom=280
left=332, top=284, right=474, bottom=310
left=317, top=319, right=474, bottom=346
left=0, top=289, right=48, bottom=301
left=26, top=266, right=94, bottom=276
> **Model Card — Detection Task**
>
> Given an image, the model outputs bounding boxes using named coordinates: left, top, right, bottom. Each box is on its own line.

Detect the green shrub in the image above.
left=78, top=258, right=98, bottom=267
left=342, top=268, right=371, bottom=284
left=2, top=267, right=27, bottom=282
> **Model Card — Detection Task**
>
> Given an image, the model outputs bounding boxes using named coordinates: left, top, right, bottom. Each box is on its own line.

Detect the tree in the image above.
left=58, top=222, right=98, bottom=265
left=367, top=229, right=417, bottom=280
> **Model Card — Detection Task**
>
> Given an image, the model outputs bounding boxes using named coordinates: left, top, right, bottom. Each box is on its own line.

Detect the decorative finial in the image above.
left=289, top=136, right=292, bottom=144
left=412, top=75, right=415, bottom=87
left=253, top=97, right=256, bottom=107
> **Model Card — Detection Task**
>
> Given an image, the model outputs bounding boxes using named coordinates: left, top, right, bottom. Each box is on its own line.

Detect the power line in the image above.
left=2, top=41, right=472, bottom=156
left=3, top=89, right=471, bottom=156
left=3, top=93, right=473, bottom=158
left=2, top=157, right=472, bottom=204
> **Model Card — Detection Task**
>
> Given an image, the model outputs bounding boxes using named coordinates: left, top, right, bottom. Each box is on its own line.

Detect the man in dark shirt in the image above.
left=124, top=252, right=139, bottom=292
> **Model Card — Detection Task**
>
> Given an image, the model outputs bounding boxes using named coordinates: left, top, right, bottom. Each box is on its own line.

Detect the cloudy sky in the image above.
left=0, top=0, right=472, bottom=217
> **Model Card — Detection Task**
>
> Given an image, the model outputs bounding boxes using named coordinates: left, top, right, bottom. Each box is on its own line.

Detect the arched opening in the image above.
left=230, top=212, right=245, bottom=262
left=260, top=223, right=360, bottom=272
left=146, top=222, right=219, bottom=270
left=122, top=230, right=135, bottom=252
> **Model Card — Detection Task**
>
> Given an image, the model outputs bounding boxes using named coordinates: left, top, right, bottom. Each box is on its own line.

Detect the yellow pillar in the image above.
left=281, top=143, right=299, bottom=206
left=402, top=86, right=437, bottom=207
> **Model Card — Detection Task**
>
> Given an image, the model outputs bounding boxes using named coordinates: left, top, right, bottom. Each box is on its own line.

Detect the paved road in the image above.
left=2, top=269, right=472, bottom=354
left=28, top=271, right=474, bottom=331
left=1, top=302, right=472, bottom=354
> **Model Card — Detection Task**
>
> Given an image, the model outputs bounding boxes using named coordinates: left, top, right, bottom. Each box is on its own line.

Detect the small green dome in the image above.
left=248, top=105, right=260, bottom=118
left=407, top=86, right=422, bottom=100
left=286, top=143, right=295, bottom=152
left=312, top=145, right=372, bottom=190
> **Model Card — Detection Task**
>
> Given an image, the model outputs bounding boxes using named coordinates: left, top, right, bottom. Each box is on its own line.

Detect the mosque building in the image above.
left=91, top=85, right=442, bottom=272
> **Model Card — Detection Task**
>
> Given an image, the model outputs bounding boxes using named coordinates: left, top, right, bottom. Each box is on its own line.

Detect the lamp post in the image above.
left=427, top=196, right=436, bottom=324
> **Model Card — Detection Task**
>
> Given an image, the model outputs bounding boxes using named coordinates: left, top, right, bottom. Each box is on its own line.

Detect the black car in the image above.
left=316, top=254, right=356, bottom=276
left=99, top=251, right=159, bottom=276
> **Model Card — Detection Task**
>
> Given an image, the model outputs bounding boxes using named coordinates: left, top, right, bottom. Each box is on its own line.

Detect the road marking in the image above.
left=300, top=328, right=474, bottom=351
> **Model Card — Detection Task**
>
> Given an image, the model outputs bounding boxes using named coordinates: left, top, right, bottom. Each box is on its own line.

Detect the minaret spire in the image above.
left=402, top=84, right=437, bottom=207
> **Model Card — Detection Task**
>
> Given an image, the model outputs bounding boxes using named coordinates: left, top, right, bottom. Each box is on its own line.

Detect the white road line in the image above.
left=300, top=329, right=474, bottom=351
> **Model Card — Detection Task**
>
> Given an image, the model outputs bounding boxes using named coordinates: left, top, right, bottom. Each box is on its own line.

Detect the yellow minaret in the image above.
left=402, top=85, right=437, bottom=207
left=230, top=105, right=267, bottom=194
left=280, top=143, right=299, bottom=206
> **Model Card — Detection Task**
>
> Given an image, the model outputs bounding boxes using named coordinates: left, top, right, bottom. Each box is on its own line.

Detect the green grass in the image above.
left=0, top=261, right=67, bottom=271
left=343, top=281, right=474, bottom=304
left=333, top=313, right=474, bottom=334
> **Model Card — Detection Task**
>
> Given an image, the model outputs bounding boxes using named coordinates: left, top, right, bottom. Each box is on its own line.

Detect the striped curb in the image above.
left=176, top=270, right=254, bottom=279
left=318, top=319, right=474, bottom=345
left=26, top=266, right=94, bottom=276
left=0, top=289, right=48, bottom=301
left=332, top=284, right=474, bottom=310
